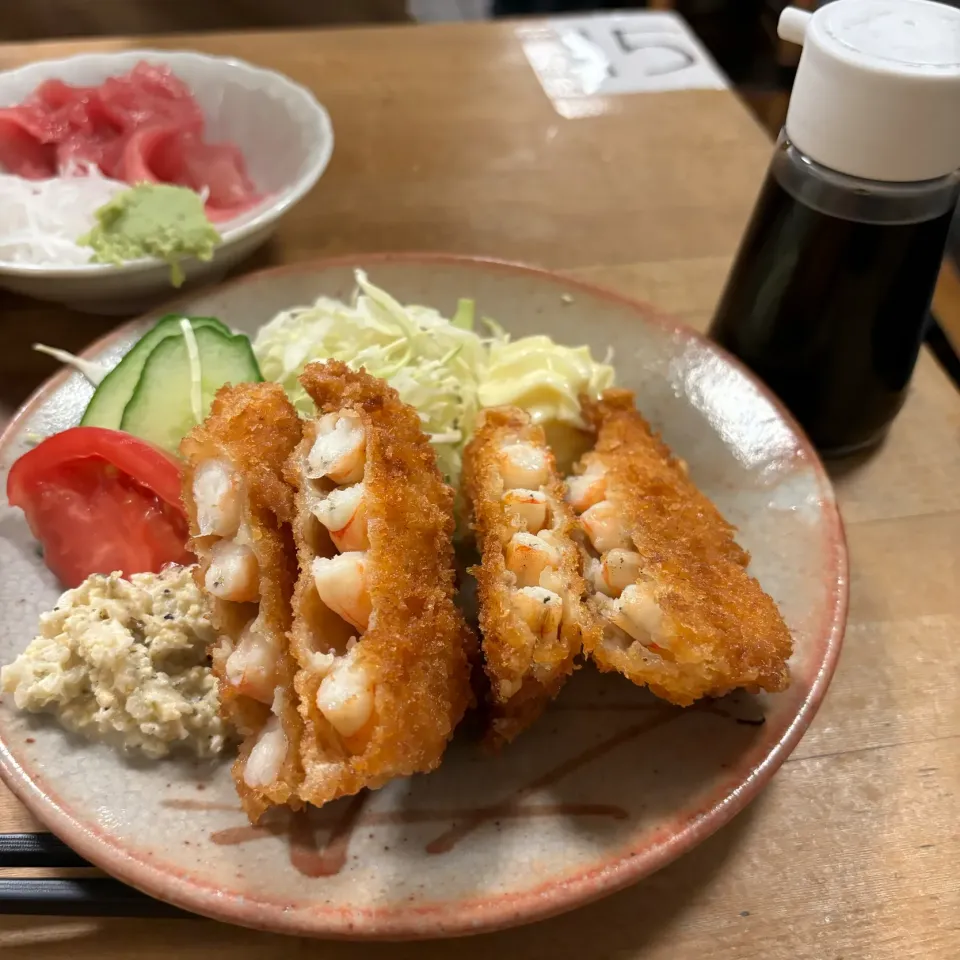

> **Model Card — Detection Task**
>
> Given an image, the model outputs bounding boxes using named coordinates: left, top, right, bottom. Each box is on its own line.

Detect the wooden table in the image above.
left=1, top=20, right=958, bottom=960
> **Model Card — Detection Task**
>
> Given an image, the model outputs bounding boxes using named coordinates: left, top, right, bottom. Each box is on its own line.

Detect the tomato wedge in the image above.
left=7, top=427, right=192, bottom=587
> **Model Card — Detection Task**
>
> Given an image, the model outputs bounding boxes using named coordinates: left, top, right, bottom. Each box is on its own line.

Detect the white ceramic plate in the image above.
left=0, top=255, right=847, bottom=940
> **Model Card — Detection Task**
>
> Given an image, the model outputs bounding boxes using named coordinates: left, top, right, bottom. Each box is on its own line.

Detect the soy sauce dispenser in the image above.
left=709, top=0, right=960, bottom=455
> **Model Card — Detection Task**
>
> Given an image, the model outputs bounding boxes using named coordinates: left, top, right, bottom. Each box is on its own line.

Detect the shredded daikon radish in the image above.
left=0, top=167, right=126, bottom=266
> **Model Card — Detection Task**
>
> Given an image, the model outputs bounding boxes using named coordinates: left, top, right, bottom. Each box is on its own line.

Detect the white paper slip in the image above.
left=519, top=11, right=729, bottom=118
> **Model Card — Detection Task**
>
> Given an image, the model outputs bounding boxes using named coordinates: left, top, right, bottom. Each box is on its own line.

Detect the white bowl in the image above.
left=0, top=50, right=333, bottom=315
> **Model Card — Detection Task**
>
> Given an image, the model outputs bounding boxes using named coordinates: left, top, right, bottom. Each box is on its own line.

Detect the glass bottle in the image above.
left=708, top=0, right=960, bottom=455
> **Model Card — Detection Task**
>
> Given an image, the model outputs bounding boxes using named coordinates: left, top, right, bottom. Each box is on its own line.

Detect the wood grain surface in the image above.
left=0, top=0, right=408, bottom=42
left=0, top=20, right=957, bottom=960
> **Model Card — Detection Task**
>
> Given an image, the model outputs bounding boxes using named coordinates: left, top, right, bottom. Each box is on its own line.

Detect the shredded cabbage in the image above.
left=254, top=270, right=494, bottom=484
left=253, top=271, right=616, bottom=489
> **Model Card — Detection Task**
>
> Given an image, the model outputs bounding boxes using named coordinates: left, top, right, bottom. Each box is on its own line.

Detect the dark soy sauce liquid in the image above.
left=709, top=160, right=954, bottom=455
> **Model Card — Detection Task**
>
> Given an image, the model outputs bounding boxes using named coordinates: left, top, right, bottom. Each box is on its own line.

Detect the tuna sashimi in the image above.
left=121, top=127, right=259, bottom=222
left=0, top=116, right=56, bottom=178
left=0, top=62, right=263, bottom=221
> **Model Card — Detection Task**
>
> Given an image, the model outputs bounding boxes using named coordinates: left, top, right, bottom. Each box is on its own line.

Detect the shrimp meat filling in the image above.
left=493, top=441, right=567, bottom=634
left=311, top=552, right=372, bottom=633
left=243, top=714, right=287, bottom=788
left=302, top=410, right=378, bottom=743
left=590, top=548, right=643, bottom=597
left=609, top=583, right=664, bottom=646
left=205, top=539, right=259, bottom=602
left=501, top=488, right=548, bottom=532
left=498, top=442, right=549, bottom=491
left=224, top=620, right=277, bottom=703
left=315, top=646, right=375, bottom=737
left=580, top=499, right=632, bottom=555
left=511, top=586, right=563, bottom=642
left=313, top=483, right=369, bottom=552
left=307, top=412, right=366, bottom=485
left=505, top=531, right=562, bottom=588
left=565, top=462, right=607, bottom=514
left=567, top=458, right=662, bottom=652
left=193, top=459, right=243, bottom=538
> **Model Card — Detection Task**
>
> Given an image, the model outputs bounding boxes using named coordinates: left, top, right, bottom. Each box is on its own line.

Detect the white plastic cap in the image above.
left=779, top=0, right=960, bottom=182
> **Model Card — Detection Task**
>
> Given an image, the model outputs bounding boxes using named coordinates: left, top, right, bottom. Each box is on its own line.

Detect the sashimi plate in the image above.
left=0, top=254, right=847, bottom=940
left=0, top=50, right=333, bottom=313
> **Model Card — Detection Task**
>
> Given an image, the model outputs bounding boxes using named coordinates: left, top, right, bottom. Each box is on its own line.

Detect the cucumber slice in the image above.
left=81, top=314, right=229, bottom=429
left=119, top=325, right=262, bottom=453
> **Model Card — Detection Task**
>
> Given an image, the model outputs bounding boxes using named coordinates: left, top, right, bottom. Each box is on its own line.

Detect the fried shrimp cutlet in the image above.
left=462, top=407, right=600, bottom=746
left=566, top=389, right=792, bottom=705
left=284, top=360, right=474, bottom=807
left=180, top=382, right=304, bottom=822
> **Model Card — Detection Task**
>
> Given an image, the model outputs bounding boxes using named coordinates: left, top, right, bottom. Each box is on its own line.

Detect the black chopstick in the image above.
left=926, top=313, right=960, bottom=390
left=0, top=832, right=196, bottom=918
left=0, top=878, right=196, bottom=918
left=0, top=832, right=89, bottom=869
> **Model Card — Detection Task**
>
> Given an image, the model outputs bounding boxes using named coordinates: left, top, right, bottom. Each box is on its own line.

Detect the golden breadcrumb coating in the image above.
left=180, top=382, right=303, bottom=822
left=286, top=361, right=475, bottom=807
left=462, top=406, right=600, bottom=746
left=573, top=389, right=792, bottom=705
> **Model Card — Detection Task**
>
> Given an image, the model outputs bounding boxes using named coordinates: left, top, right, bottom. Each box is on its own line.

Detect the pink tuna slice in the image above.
left=119, top=125, right=264, bottom=221
left=0, top=61, right=263, bottom=222
left=0, top=113, right=57, bottom=178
